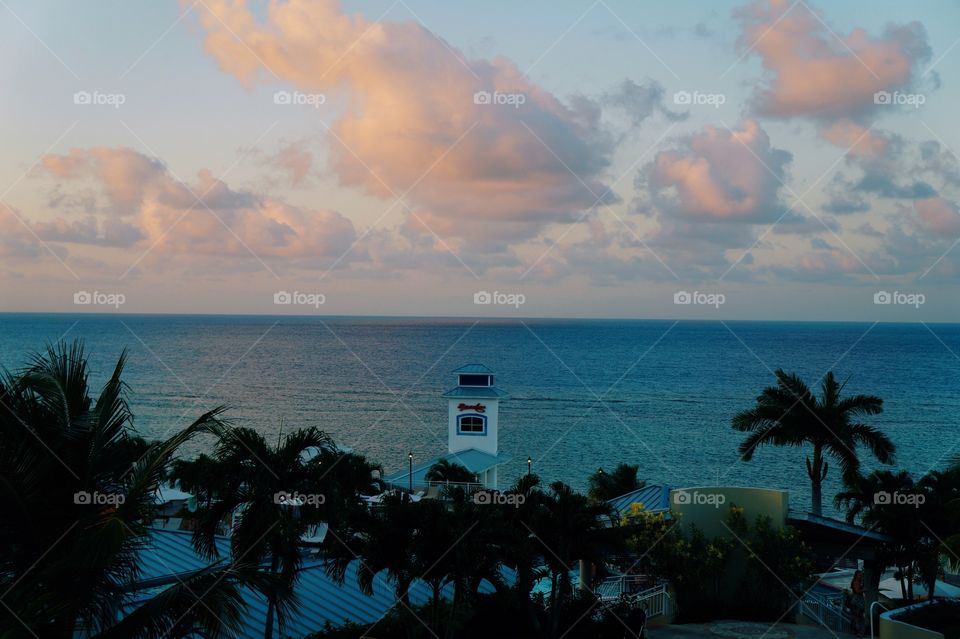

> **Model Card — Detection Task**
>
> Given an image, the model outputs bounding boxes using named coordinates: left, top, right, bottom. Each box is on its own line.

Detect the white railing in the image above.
left=381, top=479, right=486, bottom=498
left=800, top=589, right=852, bottom=634
left=870, top=601, right=889, bottom=639
left=628, top=583, right=671, bottom=618
left=596, top=577, right=671, bottom=619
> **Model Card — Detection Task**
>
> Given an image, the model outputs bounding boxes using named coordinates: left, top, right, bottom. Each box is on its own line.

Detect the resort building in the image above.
left=384, top=364, right=512, bottom=492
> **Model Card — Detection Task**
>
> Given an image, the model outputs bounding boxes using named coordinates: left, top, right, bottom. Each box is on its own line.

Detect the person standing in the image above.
left=850, top=570, right=866, bottom=637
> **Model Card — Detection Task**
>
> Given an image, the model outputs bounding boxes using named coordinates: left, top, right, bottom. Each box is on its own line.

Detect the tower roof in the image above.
left=451, top=364, right=494, bottom=374
left=442, top=386, right=508, bottom=398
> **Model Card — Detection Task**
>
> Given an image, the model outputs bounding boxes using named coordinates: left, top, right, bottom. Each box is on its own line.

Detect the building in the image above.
left=384, top=364, right=512, bottom=491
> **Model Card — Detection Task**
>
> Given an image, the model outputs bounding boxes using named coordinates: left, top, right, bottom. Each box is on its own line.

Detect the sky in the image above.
left=1, top=0, right=959, bottom=321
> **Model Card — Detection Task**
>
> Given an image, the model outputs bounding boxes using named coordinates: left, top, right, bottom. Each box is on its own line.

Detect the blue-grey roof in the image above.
left=130, top=528, right=515, bottom=638
left=451, top=364, right=494, bottom=374
left=442, top=386, right=508, bottom=398
left=384, top=448, right=513, bottom=486
left=606, top=484, right=671, bottom=517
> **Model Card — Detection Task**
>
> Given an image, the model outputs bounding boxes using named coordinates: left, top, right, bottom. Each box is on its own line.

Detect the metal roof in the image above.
left=786, top=510, right=895, bottom=544
left=606, top=484, right=671, bottom=517
left=131, top=527, right=515, bottom=638
left=451, top=364, right=494, bottom=374
left=384, top=448, right=513, bottom=485
left=442, top=386, right=508, bottom=398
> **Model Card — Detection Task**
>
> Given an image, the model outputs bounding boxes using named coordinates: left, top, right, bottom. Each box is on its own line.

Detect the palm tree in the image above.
left=425, top=458, right=478, bottom=484
left=487, top=474, right=545, bottom=634
left=916, top=467, right=960, bottom=600
left=179, top=426, right=371, bottom=639
left=733, top=369, right=894, bottom=516
left=531, top=481, right=622, bottom=638
left=0, top=340, right=263, bottom=638
left=346, top=492, right=420, bottom=606
left=836, top=466, right=960, bottom=603
left=835, top=470, right=922, bottom=600
left=587, top=463, right=644, bottom=501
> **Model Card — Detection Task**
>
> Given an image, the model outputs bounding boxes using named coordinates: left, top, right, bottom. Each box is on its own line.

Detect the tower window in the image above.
left=457, top=414, right=486, bottom=434
left=458, top=374, right=492, bottom=386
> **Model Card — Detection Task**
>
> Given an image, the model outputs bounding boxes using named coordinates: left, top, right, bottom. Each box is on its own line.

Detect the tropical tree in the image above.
left=733, top=369, right=894, bottom=516
left=170, top=452, right=220, bottom=509
left=494, top=473, right=547, bottom=634
left=0, top=340, right=268, bottom=638
left=587, top=463, right=644, bottom=502
left=530, top=481, right=622, bottom=638
left=835, top=469, right=950, bottom=602
left=425, top=458, right=478, bottom=484
left=177, top=426, right=375, bottom=639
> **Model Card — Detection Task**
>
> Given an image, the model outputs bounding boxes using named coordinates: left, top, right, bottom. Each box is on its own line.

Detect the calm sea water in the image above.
left=1, top=314, right=958, bottom=517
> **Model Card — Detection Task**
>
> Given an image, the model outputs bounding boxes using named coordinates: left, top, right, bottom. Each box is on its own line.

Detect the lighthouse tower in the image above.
left=385, top=364, right=511, bottom=492
left=443, top=364, right=507, bottom=456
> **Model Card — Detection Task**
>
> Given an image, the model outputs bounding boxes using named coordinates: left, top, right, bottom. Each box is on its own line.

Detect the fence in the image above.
left=799, top=588, right=853, bottom=634
left=596, top=577, right=672, bottom=619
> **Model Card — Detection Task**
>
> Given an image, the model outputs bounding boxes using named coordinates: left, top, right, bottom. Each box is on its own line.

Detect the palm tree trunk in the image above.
left=549, top=571, right=560, bottom=639
left=809, top=445, right=824, bottom=516
left=264, top=554, right=280, bottom=639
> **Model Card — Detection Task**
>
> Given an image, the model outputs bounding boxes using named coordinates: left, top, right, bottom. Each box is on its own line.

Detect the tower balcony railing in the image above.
left=382, top=479, right=486, bottom=499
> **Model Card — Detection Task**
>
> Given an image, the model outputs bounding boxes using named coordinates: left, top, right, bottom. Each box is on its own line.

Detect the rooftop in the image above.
left=442, top=385, right=509, bottom=398
left=451, top=364, right=494, bottom=374
left=384, top=448, right=513, bottom=486
left=606, top=484, right=672, bottom=517
left=131, top=527, right=514, bottom=638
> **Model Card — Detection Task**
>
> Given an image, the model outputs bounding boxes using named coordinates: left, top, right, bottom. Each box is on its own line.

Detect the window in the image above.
left=458, top=415, right=486, bottom=434
left=458, top=374, right=491, bottom=386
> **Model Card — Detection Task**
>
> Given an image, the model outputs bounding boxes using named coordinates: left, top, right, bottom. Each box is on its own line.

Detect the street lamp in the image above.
left=408, top=451, right=413, bottom=494
left=527, top=456, right=532, bottom=476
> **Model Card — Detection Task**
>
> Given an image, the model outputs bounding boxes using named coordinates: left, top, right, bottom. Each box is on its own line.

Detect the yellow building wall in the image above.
left=669, top=486, right=789, bottom=537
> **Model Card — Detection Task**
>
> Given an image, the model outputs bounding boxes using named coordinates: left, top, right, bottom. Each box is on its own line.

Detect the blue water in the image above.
left=1, top=314, right=958, bottom=517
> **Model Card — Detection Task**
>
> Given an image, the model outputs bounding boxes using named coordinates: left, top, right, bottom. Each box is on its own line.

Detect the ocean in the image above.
left=2, top=314, right=958, bottom=517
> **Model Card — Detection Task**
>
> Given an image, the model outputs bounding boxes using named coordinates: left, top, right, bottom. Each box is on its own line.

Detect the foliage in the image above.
left=0, top=340, right=266, bottom=638
left=424, top=458, right=478, bottom=484
left=587, top=463, right=644, bottom=502
left=732, top=369, right=893, bottom=516
left=171, top=427, right=379, bottom=639
left=835, top=464, right=960, bottom=603
left=622, top=504, right=811, bottom=623
left=726, top=508, right=814, bottom=620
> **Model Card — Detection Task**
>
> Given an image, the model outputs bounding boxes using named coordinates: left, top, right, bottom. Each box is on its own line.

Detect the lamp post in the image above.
left=527, top=456, right=532, bottom=476
left=408, top=451, right=413, bottom=494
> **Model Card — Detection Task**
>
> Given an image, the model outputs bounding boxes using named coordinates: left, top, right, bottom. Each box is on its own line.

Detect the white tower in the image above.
left=443, top=364, right=507, bottom=456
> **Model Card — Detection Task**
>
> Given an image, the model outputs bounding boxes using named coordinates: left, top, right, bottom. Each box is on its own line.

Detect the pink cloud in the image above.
left=820, top=120, right=893, bottom=159
left=189, top=0, right=617, bottom=243
left=650, top=120, right=791, bottom=221
left=914, top=197, right=960, bottom=235
left=41, top=147, right=170, bottom=215
left=38, top=147, right=357, bottom=260
left=737, top=0, right=930, bottom=120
